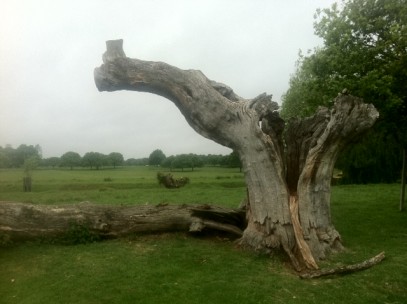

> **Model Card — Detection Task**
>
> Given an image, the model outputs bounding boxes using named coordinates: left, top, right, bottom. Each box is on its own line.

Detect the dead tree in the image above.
left=93, top=39, right=379, bottom=270
left=0, top=40, right=379, bottom=272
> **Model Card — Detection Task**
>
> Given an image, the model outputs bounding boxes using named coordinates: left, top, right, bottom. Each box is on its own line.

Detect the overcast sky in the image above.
left=0, top=0, right=337, bottom=159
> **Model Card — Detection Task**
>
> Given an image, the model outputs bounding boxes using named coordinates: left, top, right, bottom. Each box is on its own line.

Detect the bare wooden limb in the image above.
left=299, top=252, right=386, bottom=279
left=0, top=201, right=245, bottom=242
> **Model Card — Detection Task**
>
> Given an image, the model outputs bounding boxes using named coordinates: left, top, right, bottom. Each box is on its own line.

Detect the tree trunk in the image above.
left=0, top=201, right=245, bottom=242
left=93, top=40, right=379, bottom=269
left=91, top=40, right=378, bottom=270
left=23, top=177, right=32, bottom=192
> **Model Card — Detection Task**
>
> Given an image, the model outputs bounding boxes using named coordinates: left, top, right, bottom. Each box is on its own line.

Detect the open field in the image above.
left=1, top=167, right=407, bottom=303
left=0, top=166, right=246, bottom=207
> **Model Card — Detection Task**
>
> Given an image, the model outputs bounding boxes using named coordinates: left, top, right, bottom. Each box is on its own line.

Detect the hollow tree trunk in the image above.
left=92, top=40, right=379, bottom=270
left=93, top=40, right=379, bottom=269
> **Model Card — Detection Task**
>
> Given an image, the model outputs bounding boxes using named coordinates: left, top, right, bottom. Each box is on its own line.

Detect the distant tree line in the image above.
left=0, top=145, right=126, bottom=170
left=0, top=145, right=241, bottom=170
left=148, top=149, right=241, bottom=171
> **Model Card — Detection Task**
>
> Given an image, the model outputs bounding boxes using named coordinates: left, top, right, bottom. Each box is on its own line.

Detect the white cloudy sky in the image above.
left=0, top=0, right=336, bottom=159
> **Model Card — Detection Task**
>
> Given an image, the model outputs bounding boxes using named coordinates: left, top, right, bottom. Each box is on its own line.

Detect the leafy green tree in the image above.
left=281, top=0, right=407, bottom=183
left=0, top=147, right=11, bottom=168
left=108, top=152, right=124, bottom=168
left=22, top=155, right=40, bottom=192
left=34, top=144, right=42, bottom=159
left=168, top=155, right=187, bottom=171
left=185, top=153, right=203, bottom=171
left=162, top=154, right=203, bottom=171
left=149, top=149, right=166, bottom=166
left=204, top=154, right=224, bottom=166
left=23, top=155, right=39, bottom=177
left=161, top=155, right=174, bottom=170
left=125, top=158, right=148, bottom=166
left=41, top=157, right=60, bottom=168
left=10, top=144, right=42, bottom=168
left=82, top=152, right=106, bottom=170
left=227, top=150, right=242, bottom=171
left=60, top=152, right=82, bottom=170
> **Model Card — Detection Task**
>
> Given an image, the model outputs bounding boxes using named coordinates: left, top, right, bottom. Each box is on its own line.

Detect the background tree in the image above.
left=281, top=0, right=407, bottom=183
left=148, top=149, right=166, bottom=166
left=108, top=152, right=124, bottom=168
left=162, top=154, right=204, bottom=171
left=60, top=151, right=82, bottom=170
left=82, top=152, right=106, bottom=170
left=176, top=154, right=203, bottom=171
left=0, top=144, right=42, bottom=168
left=162, top=155, right=175, bottom=171
left=34, top=144, right=42, bottom=159
left=22, top=155, right=39, bottom=192
left=0, top=146, right=11, bottom=168
left=171, top=155, right=188, bottom=171
left=204, top=154, right=224, bottom=167
left=41, top=157, right=61, bottom=168
left=226, top=150, right=242, bottom=171
left=11, top=144, right=42, bottom=168
left=125, top=157, right=148, bottom=166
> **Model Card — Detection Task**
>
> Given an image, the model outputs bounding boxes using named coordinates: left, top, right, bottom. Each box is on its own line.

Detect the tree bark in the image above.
left=0, top=201, right=245, bottom=242
left=92, top=40, right=379, bottom=270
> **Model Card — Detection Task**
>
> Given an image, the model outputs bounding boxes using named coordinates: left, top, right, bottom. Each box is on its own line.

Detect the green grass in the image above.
left=1, top=167, right=407, bottom=303
left=0, top=167, right=245, bottom=207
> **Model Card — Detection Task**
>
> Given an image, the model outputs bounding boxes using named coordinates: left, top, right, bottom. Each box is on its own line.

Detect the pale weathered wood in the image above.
left=0, top=201, right=245, bottom=242
left=289, top=195, right=319, bottom=270
left=92, top=39, right=380, bottom=271
left=299, top=252, right=386, bottom=279
left=285, top=95, right=379, bottom=260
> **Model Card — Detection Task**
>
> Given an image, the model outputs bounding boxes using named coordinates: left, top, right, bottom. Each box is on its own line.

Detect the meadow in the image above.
left=0, top=166, right=406, bottom=303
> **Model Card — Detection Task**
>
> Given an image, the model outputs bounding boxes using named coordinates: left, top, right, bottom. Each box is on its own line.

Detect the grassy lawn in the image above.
left=1, top=167, right=406, bottom=303
left=0, top=166, right=245, bottom=207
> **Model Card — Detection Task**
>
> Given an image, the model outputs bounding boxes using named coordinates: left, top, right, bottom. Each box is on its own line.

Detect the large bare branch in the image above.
left=94, top=39, right=265, bottom=150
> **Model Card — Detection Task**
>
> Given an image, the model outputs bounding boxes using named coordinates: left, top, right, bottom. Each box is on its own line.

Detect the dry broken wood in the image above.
left=94, top=39, right=379, bottom=270
left=289, top=195, right=319, bottom=270
left=299, top=251, right=386, bottom=279
left=0, top=201, right=245, bottom=242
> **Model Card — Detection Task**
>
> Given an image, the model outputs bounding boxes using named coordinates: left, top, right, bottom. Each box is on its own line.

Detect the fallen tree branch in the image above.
left=299, top=251, right=386, bottom=279
left=0, top=201, right=245, bottom=242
